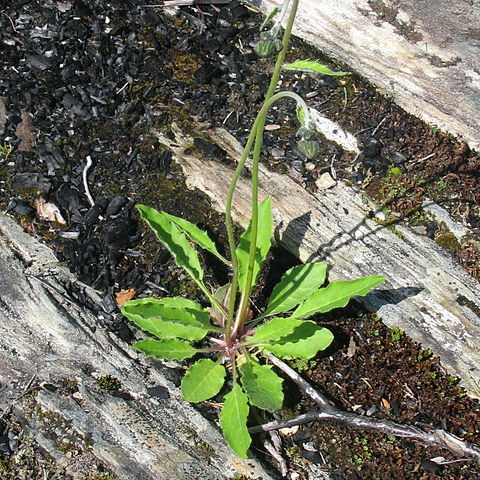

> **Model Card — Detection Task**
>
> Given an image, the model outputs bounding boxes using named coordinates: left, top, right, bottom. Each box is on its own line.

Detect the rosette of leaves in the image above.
left=122, top=201, right=384, bottom=458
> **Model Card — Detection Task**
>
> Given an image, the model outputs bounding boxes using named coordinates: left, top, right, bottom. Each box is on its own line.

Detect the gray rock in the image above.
left=0, top=213, right=275, bottom=480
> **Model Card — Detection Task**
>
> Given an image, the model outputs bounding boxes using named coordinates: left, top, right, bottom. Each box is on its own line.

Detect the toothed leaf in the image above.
left=236, top=197, right=272, bottom=291
left=219, top=383, right=251, bottom=458
left=137, top=205, right=206, bottom=288
left=122, top=297, right=212, bottom=340
left=263, top=263, right=328, bottom=316
left=133, top=339, right=198, bottom=361
left=240, top=361, right=283, bottom=411
left=262, top=321, right=333, bottom=359
left=296, top=106, right=306, bottom=125
left=283, top=60, right=350, bottom=76
left=292, top=275, right=385, bottom=319
left=209, top=284, right=230, bottom=326
left=248, top=317, right=302, bottom=346
left=260, top=6, right=279, bottom=29
left=162, top=211, right=229, bottom=265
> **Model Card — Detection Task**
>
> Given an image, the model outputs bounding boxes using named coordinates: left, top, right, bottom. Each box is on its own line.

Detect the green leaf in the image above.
left=146, top=297, right=212, bottom=325
left=181, top=359, right=226, bottom=403
left=236, top=197, right=272, bottom=291
left=133, top=339, right=198, bottom=361
left=137, top=205, right=206, bottom=288
left=247, top=317, right=303, bottom=346
left=219, top=383, right=251, bottom=458
left=260, top=6, right=279, bottom=30
left=292, top=275, right=385, bottom=319
left=296, top=106, right=306, bottom=125
left=240, top=361, right=283, bottom=412
left=263, top=321, right=334, bottom=359
left=123, top=296, right=212, bottom=326
left=121, top=298, right=211, bottom=340
left=283, top=60, right=350, bottom=76
left=162, top=211, right=229, bottom=265
left=209, top=284, right=230, bottom=326
left=263, top=263, right=328, bottom=316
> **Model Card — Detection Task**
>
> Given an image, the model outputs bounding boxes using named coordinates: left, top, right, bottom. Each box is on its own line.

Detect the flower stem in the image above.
left=232, top=91, right=307, bottom=338
left=224, top=0, right=299, bottom=344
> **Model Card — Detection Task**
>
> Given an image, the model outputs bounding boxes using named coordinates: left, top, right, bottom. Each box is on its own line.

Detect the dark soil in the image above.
left=0, top=1, right=479, bottom=479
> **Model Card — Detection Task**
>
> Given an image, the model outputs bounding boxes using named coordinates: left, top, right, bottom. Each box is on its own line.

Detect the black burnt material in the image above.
left=1, top=0, right=322, bottom=304
left=0, top=0, right=254, bottom=300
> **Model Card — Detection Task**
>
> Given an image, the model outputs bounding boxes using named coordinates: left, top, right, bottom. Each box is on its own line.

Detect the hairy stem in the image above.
left=224, top=125, right=260, bottom=344
left=265, top=0, right=299, bottom=101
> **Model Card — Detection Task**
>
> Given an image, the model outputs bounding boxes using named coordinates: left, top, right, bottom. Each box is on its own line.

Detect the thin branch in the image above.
left=256, top=353, right=480, bottom=463
left=372, top=116, right=387, bottom=136
left=266, top=352, right=331, bottom=407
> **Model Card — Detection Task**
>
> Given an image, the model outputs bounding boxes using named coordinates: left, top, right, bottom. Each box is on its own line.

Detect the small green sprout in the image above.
left=0, top=142, right=13, bottom=162
left=390, top=326, right=404, bottom=342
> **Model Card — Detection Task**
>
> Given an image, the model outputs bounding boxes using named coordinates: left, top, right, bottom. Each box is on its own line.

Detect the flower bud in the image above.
left=297, top=138, right=320, bottom=159
left=254, top=32, right=283, bottom=58
left=297, top=125, right=317, bottom=140
left=296, top=124, right=320, bottom=159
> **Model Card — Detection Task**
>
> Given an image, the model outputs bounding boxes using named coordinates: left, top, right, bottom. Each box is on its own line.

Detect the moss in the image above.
left=0, top=434, right=64, bottom=479
left=169, top=50, right=201, bottom=83
left=29, top=402, right=93, bottom=456
left=3, top=407, right=113, bottom=479
left=97, top=375, right=123, bottom=392
left=86, top=473, right=117, bottom=480
left=288, top=358, right=315, bottom=373
left=286, top=444, right=300, bottom=459
left=170, top=277, right=202, bottom=298
left=370, top=214, right=405, bottom=239
left=387, top=166, right=402, bottom=177
left=390, top=326, right=404, bottom=342
left=416, top=348, right=433, bottom=362
left=434, top=230, right=460, bottom=253
left=457, top=240, right=480, bottom=280
left=60, top=377, right=79, bottom=393
left=0, top=456, right=8, bottom=475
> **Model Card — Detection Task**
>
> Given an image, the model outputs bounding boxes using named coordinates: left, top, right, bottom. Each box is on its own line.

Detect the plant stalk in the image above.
left=224, top=0, right=300, bottom=344
left=231, top=91, right=308, bottom=338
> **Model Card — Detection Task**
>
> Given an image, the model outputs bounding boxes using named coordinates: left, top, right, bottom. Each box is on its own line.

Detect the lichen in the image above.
left=0, top=433, right=66, bottom=479
left=86, top=473, right=117, bottom=480
left=367, top=0, right=423, bottom=43
left=60, top=377, right=79, bottom=393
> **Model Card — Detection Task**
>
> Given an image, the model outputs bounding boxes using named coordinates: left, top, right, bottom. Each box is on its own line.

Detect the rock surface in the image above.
left=0, top=213, right=274, bottom=480
left=246, top=0, right=480, bottom=151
